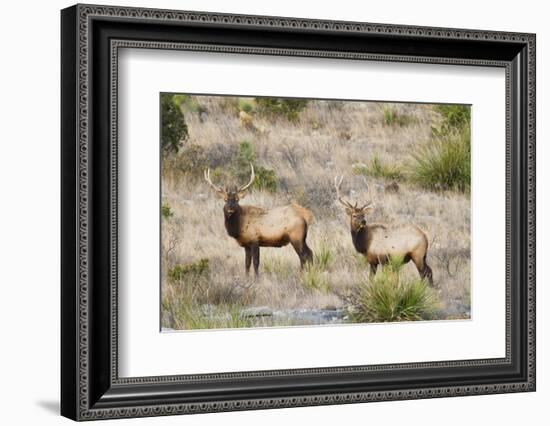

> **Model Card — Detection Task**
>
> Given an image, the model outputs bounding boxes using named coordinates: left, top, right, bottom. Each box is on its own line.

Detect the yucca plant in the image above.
left=409, top=127, right=470, bottom=192
left=349, top=257, right=439, bottom=323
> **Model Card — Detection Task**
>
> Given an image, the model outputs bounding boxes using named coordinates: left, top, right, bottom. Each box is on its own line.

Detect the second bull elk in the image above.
left=334, top=176, right=433, bottom=284
left=204, top=164, right=314, bottom=275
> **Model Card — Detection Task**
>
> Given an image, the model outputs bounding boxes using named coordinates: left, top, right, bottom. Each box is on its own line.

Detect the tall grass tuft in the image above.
left=409, top=127, right=470, bottom=192
left=354, top=153, right=403, bottom=181
left=315, top=241, right=333, bottom=271
left=382, top=104, right=414, bottom=127
left=408, top=104, right=471, bottom=192
left=301, top=264, right=330, bottom=292
left=348, top=257, right=439, bottom=323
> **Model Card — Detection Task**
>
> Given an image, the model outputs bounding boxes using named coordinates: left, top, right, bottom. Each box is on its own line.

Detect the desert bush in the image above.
left=348, top=257, right=439, bottom=322
left=173, top=94, right=207, bottom=115
left=292, top=179, right=336, bottom=216
left=232, top=141, right=277, bottom=192
left=354, top=153, right=403, bottom=181
left=167, top=143, right=208, bottom=178
left=161, top=94, right=189, bottom=153
left=255, top=97, right=308, bottom=121
left=254, top=166, right=278, bottom=192
left=161, top=203, right=173, bottom=220
left=168, top=258, right=210, bottom=282
left=409, top=127, right=470, bottom=192
left=238, top=98, right=254, bottom=113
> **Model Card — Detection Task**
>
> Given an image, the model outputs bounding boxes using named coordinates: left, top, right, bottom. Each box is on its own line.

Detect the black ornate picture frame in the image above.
left=61, top=4, right=536, bottom=421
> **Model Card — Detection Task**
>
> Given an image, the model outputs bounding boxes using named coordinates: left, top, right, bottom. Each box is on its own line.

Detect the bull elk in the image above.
left=334, top=176, right=433, bottom=284
left=204, top=164, right=314, bottom=275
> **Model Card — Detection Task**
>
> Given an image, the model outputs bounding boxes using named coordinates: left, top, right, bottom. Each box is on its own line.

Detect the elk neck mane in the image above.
left=351, top=226, right=369, bottom=254
left=224, top=206, right=242, bottom=239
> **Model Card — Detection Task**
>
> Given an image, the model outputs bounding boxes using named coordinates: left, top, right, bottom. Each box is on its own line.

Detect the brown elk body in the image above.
left=205, top=165, right=314, bottom=275
left=335, top=177, right=433, bottom=284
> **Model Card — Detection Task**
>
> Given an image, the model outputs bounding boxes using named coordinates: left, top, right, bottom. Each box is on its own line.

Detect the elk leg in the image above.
left=369, top=263, right=378, bottom=278
left=244, top=246, right=252, bottom=275
left=252, top=244, right=260, bottom=276
left=422, top=260, right=434, bottom=286
left=302, top=241, right=313, bottom=266
left=413, top=254, right=434, bottom=285
left=291, top=239, right=313, bottom=268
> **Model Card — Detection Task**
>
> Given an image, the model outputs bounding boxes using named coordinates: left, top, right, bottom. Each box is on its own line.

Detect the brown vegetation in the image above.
left=161, top=97, right=471, bottom=330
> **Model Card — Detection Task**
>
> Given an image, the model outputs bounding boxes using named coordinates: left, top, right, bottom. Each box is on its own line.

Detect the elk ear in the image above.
left=345, top=207, right=354, bottom=215
left=237, top=191, right=246, bottom=200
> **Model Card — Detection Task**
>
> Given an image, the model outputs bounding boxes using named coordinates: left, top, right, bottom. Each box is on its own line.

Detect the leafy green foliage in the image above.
left=161, top=94, right=189, bottom=153
left=255, top=97, right=308, bottom=121
left=353, top=154, right=403, bottom=181
left=349, top=258, right=439, bottom=323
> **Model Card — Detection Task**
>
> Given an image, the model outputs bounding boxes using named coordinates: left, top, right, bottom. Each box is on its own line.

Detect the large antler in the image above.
left=237, top=163, right=255, bottom=194
left=359, top=176, right=374, bottom=211
left=334, top=176, right=357, bottom=210
left=204, top=168, right=226, bottom=196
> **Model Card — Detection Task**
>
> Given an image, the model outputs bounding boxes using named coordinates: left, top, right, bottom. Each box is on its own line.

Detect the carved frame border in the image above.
left=61, top=3, right=536, bottom=421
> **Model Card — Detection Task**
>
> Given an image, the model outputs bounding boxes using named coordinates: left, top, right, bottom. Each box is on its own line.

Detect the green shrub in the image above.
left=231, top=141, right=256, bottom=182
left=409, top=128, right=470, bottom=192
left=163, top=143, right=209, bottom=179
left=433, top=104, right=471, bottom=135
left=255, top=97, right=308, bottom=121
left=254, top=166, right=277, bottom=192
left=168, top=258, right=210, bottom=282
left=238, top=98, right=254, bottom=113
left=161, top=94, right=189, bottom=153
left=161, top=203, right=173, bottom=219
left=172, top=94, right=206, bottom=114
left=349, top=259, right=439, bottom=323
left=354, top=154, right=403, bottom=181
left=231, top=141, right=277, bottom=192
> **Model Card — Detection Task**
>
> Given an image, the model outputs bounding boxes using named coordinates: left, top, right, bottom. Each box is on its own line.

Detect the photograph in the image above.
left=160, top=94, right=472, bottom=331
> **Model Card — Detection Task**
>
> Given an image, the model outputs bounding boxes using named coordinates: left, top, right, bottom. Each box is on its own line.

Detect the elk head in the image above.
left=334, top=176, right=374, bottom=233
left=204, top=164, right=255, bottom=216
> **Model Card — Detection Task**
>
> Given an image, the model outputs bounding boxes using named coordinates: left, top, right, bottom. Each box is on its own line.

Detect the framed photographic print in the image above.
left=61, top=4, right=536, bottom=421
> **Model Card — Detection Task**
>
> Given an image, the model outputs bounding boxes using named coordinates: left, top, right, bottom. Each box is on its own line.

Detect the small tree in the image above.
left=161, top=94, right=189, bottom=153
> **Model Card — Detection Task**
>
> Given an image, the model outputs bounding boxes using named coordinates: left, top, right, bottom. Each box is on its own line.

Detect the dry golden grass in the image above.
left=161, top=97, right=471, bottom=329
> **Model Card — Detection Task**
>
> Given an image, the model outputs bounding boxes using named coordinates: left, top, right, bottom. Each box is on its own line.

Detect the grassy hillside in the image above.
left=161, top=96, right=471, bottom=330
